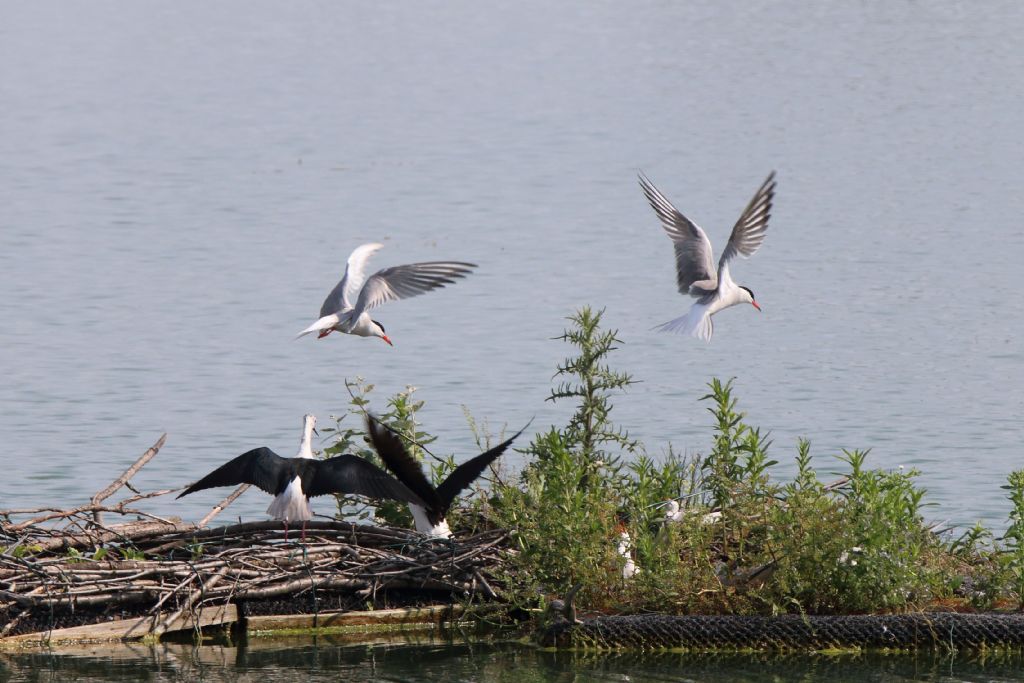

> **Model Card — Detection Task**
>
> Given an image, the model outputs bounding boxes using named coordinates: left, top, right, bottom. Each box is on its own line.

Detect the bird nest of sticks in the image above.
left=0, top=435, right=512, bottom=640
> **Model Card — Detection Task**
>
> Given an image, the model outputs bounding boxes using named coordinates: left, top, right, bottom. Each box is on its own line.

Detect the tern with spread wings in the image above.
left=296, top=243, right=477, bottom=346
left=639, top=172, right=776, bottom=342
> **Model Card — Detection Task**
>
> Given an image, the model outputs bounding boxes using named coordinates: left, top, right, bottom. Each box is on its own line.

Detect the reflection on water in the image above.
left=4, top=634, right=1024, bottom=683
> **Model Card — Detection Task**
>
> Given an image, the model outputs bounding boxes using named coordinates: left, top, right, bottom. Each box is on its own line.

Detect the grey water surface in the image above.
left=2, top=1, right=1022, bottom=534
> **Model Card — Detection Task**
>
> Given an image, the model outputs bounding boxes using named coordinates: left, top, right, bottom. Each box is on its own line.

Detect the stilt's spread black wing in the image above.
left=367, top=414, right=529, bottom=524
left=365, top=416, right=444, bottom=514
left=177, top=447, right=291, bottom=498
left=302, top=455, right=427, bottom=506
left=436, top=423, right=528, bottom=512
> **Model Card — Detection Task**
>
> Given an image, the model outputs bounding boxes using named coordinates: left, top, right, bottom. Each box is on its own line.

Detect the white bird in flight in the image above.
left=639, top=171, right=776, bottom=342
left=296, top=243, right=477, bottom=346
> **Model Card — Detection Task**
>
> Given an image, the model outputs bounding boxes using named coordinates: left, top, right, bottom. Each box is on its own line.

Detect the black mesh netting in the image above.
left=537, top=613, right=1024, bottom=650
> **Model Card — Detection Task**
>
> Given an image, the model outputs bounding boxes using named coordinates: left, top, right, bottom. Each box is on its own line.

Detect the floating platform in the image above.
left=1, top=604, right=465, bottom=648
left=537, top=612, right=1024, bottom=651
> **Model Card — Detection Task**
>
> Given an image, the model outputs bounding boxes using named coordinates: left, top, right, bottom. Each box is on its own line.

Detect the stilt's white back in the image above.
left=409, top=503, right=452, bottom=538
left=267, top=477, right=312, bottom=522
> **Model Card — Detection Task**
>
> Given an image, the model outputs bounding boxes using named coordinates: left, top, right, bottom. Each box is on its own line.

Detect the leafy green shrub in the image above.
left=1000, top=469, right=1024, bottom=607
left=489, top=307, right=644, bottom=607
left=321, top=378, right=439, bottom=528
left=325, top=306, right=1013, bottom=617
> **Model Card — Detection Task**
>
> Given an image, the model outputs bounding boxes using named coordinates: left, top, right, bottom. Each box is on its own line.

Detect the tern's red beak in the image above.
left=381, top=335, right=394, bottom=346
left=752, top=300, right=761, bottom=312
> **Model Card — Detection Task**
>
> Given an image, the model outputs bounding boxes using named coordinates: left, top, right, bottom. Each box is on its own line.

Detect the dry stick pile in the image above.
left=0, top=435, right=512, bottom=639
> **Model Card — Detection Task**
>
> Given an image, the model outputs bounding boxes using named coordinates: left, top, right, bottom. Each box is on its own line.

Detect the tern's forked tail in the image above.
left=655, top=306, right=714, bottom=342
left=295, top=313, right=340, bottom=340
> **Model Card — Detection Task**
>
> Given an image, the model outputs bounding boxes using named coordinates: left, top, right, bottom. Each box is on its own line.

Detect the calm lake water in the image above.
left=4, top=635, right=1024, bottom=683
left=2, top=2, right=1023, bottom=536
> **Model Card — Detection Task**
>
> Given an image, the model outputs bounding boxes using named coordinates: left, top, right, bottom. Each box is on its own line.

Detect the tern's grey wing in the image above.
left=352, top=261, right=477, bottom=314
left=638, top=172, right=718, bottom=297
left=717, top=172, right=776, bottom=271
left=319, top=243, right=384, bottom=317
left=302, top=455, right=426, bottom=505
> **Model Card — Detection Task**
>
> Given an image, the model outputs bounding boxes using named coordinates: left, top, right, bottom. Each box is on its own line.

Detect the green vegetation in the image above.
left=331, top=306, right=1024, bottom=617
left=320, top=378, right=472, bottom=531
left=1000, top=470, right=1024, bottom=608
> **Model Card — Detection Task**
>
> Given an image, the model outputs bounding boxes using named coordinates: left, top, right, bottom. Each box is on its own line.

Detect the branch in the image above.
left=197, top=484, right=250, bottom=529
left=91, top=434, right=168, bottom=525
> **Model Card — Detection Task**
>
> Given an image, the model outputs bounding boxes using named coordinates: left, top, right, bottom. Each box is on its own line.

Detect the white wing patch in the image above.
left=340, top=242, right=385, bottom=310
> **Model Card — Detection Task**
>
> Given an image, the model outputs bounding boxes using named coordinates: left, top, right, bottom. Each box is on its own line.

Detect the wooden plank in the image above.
left=0, top=603, right=469, bottom=647
left=1, top=603, right=238, bottom=647
left=244, top=604, right=464, bottom=633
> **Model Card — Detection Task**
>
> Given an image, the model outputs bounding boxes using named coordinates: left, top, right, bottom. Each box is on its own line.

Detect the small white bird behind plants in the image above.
left=639, top=171, right=776, bottom=342
left=296, top=243, right=477, bottom=346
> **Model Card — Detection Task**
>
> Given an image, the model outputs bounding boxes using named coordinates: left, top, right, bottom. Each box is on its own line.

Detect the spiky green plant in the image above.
left=544, top=306, right=639, bottom=469
left=490, top=307, right=644, bottom=605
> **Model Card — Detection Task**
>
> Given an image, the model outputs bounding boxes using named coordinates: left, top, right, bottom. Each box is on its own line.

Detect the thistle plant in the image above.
left=492, top=307, right=642, bottom=602
left=544, top=306, right=639, bottom=469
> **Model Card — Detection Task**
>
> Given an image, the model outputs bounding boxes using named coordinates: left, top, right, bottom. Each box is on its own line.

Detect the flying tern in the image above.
left=296, top=243, right=477, bottom=346
left=639, top=171, right=776, bottom=342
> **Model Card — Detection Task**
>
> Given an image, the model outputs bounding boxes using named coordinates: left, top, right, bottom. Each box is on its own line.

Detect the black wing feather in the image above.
left=368, top=415, right=528, bottom=524
left=366, top=416, right=444, bottom=513
left=177, top=447, right=291, bottom=498
left=302, top=455, right=426, bottom=505
left=435, top=424, right=527, bottom=512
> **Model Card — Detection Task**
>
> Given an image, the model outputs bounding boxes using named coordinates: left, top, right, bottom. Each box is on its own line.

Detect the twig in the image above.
left=198, top=485, right=250, bottom=528
left=90, top=434, right=168, bottom=525
left=0, top=512, right=512, bottom=634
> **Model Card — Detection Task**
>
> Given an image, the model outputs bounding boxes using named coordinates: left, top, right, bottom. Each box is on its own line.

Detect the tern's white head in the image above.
left=371, top=319, right=393, bottom=346
left=297, top=414, right=317, bottom=459
left=738, top=286, right=761, bottom=312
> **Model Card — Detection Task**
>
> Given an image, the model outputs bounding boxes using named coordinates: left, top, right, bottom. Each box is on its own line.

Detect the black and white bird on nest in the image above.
left=177, top=414, right=426, bottom=540
left=364, top=414, right=528, bottom=538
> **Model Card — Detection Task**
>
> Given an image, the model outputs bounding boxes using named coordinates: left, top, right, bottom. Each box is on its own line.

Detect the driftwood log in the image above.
left=0, top=435, right=512, bottom=640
